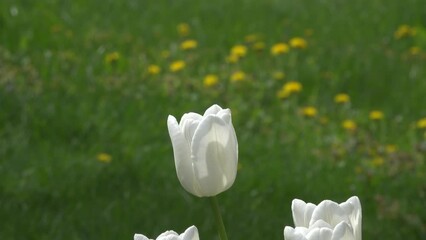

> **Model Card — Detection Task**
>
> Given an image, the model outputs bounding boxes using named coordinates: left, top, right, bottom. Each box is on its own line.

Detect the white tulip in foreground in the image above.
left=134, top=225, right=199, bottom=240
left=167, top=104, right=238, bottom=197
left=284, top=196, right=362, bottom=240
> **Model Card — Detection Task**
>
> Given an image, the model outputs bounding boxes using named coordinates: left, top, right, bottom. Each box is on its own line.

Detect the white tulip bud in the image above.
left=134, top=225, right=199, bottom=240
left=284, top=196, right=362, bottom=240
left=167, top=104, right=238, bottom=197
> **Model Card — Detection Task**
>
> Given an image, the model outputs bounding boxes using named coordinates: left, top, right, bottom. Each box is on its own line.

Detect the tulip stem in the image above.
left=209, top=196, right=228, bottom=240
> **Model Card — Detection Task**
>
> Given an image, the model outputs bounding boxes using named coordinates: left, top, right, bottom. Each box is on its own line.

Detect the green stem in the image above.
left=209, top=196, right=229, bottom=240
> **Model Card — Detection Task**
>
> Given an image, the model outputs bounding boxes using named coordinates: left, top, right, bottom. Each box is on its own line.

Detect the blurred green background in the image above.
left=1, top=0, right=426, bottom=239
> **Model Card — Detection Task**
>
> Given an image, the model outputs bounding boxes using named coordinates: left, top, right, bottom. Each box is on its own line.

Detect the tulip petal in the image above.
left=216, top=109, right=231, bottom=123
left=180, top=113, right=202, bottom=144
left=134, top=234, right=150, bottom=240
left=304, top=203, right=316, bottom=226
left=203, top=104, right=222, bottom=116
left=180, top=226, right=199, bottom=240
left=191, top=115, right=238, bottom=196
left=287, top=197, right=361, bottom=240
left=167, top=115, right=198, bottom=196
left=292, top=199, right=316, bottom=228
left=306, top=227, right=333, bottom=240
left=284, top=226, right=308, bottom=240
left=310, top=200, right=348, bottom=228
left=310, top=219, right=332, bottom=229
left=216, top=109, right=238, bottom=155
left=331, top=222, right=355, bottom=240
left=180, top=112, right=203, bottom=123
left=156, top=230, right=179, bottom=240
left=292, top=199, right=307, bottom=227
left=340, top=196, right=361, bottom=240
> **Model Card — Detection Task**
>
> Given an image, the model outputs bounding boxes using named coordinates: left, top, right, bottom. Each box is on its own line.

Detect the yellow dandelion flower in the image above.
left=104, top=51, right=120, bottom=64
left=271, top=43, right=289, bottom=55
left=334, top=93, right=350, bottom=104
left=230, top=71, right=246, bottom=82
left=231, top=45, right=247, bottom=57
left=371, top=156, right=384, bottom=167
left=169, top=60, right=186, bottom=72
left=283, top=81, right=302, bottom=94
left=289, top=37, right=307, bottom=49
left=386, top=144, right=397, bottom=154
left=177, top=23, right=190, bottom=36
left=96, top=153, right=112, bottom=163
left=252, top=41, right=265, bottom=51
left=203, top=74, right=219, bottom=87
left=277, top=81, right=302, bottom=99
left=409, top=46, right=421, bottom=55
left=273, top=71, right=285, bottom=80
left=180, top=39, right=198, bottom=50
left=301, top=106, right=317, bottom=118
left=369, top=110, right=384, bottom=120
left=394, top=24, right=416, bottom=39
left=417, top=117, right=426, bottom=129
left=148, top=64, right=161, bottom=75
left=342, top=120, right=357, bottom=131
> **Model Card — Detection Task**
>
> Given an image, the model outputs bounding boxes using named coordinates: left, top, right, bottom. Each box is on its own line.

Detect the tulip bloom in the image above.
left=134, top=225, right=199, bottom=240
left=167, top=104, right=238, bottom=197
left=284, top=196, right=362, bottom=240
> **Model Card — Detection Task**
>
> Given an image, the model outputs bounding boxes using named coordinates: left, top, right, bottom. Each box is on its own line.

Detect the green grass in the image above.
left=1, top=0, right=426, bottom=239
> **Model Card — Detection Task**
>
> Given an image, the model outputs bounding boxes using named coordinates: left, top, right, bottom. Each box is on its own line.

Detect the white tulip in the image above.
left=167, top=104, right=238, bottom=197
left=134, top=225, right=199, bottom=240
left=284, top=196, right=362, bottom=240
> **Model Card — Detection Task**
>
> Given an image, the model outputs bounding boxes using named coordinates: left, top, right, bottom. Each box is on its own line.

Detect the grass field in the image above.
left=1, top=0, right=426, bottom=239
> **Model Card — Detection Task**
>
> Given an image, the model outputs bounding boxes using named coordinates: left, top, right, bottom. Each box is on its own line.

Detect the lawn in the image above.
left=1, top=0, right=426, bottom=239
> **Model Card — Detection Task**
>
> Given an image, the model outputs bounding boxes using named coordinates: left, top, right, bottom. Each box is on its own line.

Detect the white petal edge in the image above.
left=284, top=226, right=308, bottom=240
left=167, top=115, right=199, bottom=196
left=180, top=117, right=201, bottom=145
left=304, top=203, right=316, bottom=227
left=344, top=196, right=362, bottom=240
left=191, top=115, right=238, bottom=196
left=331, top=221, right=355, bottom=240
left=156, top=230, right=179, bottom=240
left=310, top=200, right=348, bottom=228
left=306, top=227, right=333, bottom=240
left=180, top=113, right=203, bottom=128
left=216, top=108, right=232, bottom=124
left=292, top=199, right=308, bottom=227
left=309, top=219, right=332, bottom=229
left=180, top=226, right=199, bottom=240
left=204, top=104, right=222, bottom=116
left=216, top=108, right=238, bottom=158
left=292, top=199, right=317, bottom=228
left=134, top=234, right=150, bottom=240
